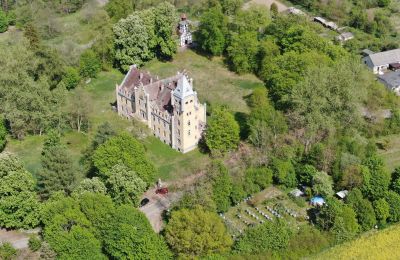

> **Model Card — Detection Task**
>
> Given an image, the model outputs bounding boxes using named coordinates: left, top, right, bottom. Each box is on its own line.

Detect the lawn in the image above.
left=377, top=134, right=400, bottom=172
left=143, top=49, right=264, bottom=113
left=311, top=224, right=400, bottom=259
left=6, top=48, right=263, bottom=182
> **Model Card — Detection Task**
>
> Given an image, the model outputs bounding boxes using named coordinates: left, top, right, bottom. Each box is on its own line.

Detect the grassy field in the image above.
left=377, top=134, right=400, bottom=172
left=144, top=50, right=264, bottom=114
left=5, top=49, right=262, bottom=181
left=311, top=224, right=400, bottom=260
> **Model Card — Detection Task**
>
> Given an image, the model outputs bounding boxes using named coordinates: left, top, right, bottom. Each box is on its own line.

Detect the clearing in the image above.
left=222, top=186, right=309, bottom=238
left=6, top=49, right=262, bottom=181
left=311, top=224, right=400, bottom=259
left=377, top=134, right=400, bottom=172
left=243, top=0, right=288, bottom=12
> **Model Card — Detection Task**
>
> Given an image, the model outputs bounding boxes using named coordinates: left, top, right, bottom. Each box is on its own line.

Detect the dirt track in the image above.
left=243, top=0, right=288, bottom=12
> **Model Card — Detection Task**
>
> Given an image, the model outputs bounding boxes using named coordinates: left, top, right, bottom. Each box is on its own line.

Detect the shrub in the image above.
left=0, top=10, right=8, bottom=33
left=79, top=50, right=101, bottom=78
left=28, top=235, right=42, bottom=252
left=0, top=243, right=17, bottom=260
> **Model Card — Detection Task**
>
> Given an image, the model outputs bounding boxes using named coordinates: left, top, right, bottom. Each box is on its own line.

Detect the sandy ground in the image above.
left=243, top=0, right=288, bottom=12
left=0, top=229, right=37, bottom=249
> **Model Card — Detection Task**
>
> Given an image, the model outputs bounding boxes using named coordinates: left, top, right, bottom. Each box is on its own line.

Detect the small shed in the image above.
left=336, top=190, right=349, bottom=199
left=336, top=32, right=354, bottom=42
left=310, top=196, right=325, bottom=207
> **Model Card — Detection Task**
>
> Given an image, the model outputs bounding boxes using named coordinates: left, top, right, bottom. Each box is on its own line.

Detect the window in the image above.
left=163, top=131, right=166, bottom=137
left=178, top=139, right=181, bottom=144
left=188, top=130, right=191, bottom=136
left=185, top=101, right=188, bottom=104
left=190, top=100, right=193, bottom=103
left=188, top=120, right=191, bottom=126
left=178, top=120, right=180, bottom=126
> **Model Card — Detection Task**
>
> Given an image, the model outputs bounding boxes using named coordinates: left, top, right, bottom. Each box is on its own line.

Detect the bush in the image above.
left=28, top=235, right=42, bottom=252
left=0, top=117, right=7, bottom=152
left=0, top=10, right=8, bottom=33
left=0, top=243, right=17, bottom=260
left=63, top=67, right=80, bottom=90
left=79, top=50, right=101, bottom=78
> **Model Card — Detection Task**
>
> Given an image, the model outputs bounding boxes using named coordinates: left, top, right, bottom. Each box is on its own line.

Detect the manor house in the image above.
left=116, top=66, right=206, bottom=153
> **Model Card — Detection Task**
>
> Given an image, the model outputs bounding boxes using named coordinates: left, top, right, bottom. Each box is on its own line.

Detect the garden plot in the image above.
left=222, top=187, right=309, bottom=238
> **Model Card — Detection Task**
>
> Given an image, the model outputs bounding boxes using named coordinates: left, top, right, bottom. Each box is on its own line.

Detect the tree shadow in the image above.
left=235, top=112, right=249, bottom=140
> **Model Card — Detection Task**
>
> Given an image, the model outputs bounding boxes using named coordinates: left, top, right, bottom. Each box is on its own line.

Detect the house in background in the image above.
left=362, top=48, right=400, bottom=74
left=378, top=70, right=400, bottom=95
left=116, top=66, right=206, bottom=153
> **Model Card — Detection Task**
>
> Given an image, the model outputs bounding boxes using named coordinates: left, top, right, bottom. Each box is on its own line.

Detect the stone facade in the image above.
left=178, top=14, right=192, bottom=47
left=116, top=66, right=206, bottom=153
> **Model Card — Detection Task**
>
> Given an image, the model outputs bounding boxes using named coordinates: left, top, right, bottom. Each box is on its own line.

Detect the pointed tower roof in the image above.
left=173, top=74, right=194, bottom=99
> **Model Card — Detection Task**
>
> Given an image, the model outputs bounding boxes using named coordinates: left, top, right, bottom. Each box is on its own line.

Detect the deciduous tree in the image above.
left=105, top=164, right=146, bottom=206
left=205, top=107, right=240, bottom=156
left=0, top=153, right=41, bottom=229
left=92, top=133, right=156, bottom=185
left=196, top=6, right=227, bottom=55
left=103, top=205, right=172, bottom=259
left=165, top=206, right=232, bottom=257
left=38, top=134, right=78, bottom=199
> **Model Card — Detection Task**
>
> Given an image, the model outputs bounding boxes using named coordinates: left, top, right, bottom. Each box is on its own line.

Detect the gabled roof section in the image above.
left=368, top=49, right=400, bottom=67
left=120, top=66, right=156, bottom=93
left=173, top=74, right=194, bottom=100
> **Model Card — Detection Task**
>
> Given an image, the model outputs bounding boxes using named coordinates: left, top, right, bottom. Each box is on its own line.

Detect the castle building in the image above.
left=116, top=66, right=206, bottom=153
left=178, top=14, right=192, bottom=47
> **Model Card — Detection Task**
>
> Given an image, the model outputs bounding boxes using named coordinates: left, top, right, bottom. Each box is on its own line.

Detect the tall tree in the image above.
left=65, top=88, right=91, bottom=132
left=38, top=133, right=78, bottom=199
left=165, top=206, right=233, bottom=257
left=153, top=2, right=177, bottom=60
left=362, top=156, right=390, bottom=201
left=196, top=6, right=227, bottom=55
left=207, top=161, right=232, bottom=212
left=0, top=41, right=64, bottom=139
left=92, top=133, right=156, bottom=185
left=0, top=153, right=41, bottom=229
left=41, top=195, right=106, bottom=259
left=205, top=106, right=240, bottom=156
left=113, top=14, right=151, bottom=70
left=103, top=205, right=172, bottom=259
left=105, top=164, right=147, bottom=206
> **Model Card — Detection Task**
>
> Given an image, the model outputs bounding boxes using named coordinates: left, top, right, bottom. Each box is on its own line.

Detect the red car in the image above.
left=156, top=187, right=169, bottom=195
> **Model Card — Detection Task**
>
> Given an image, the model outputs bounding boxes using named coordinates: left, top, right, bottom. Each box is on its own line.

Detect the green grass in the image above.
left=143, top=136, right=209, bottom=181
left=144, top=50, right=264, bottom=113
left=8, top=48, right=269, bottom=181
left=377, top=134, right=400, bottom=172
left=311, top=224, right=400, bottom=260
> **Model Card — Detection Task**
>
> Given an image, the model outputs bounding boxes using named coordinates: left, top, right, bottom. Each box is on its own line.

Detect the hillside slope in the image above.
left=311, top=224, right=400, bottom=260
